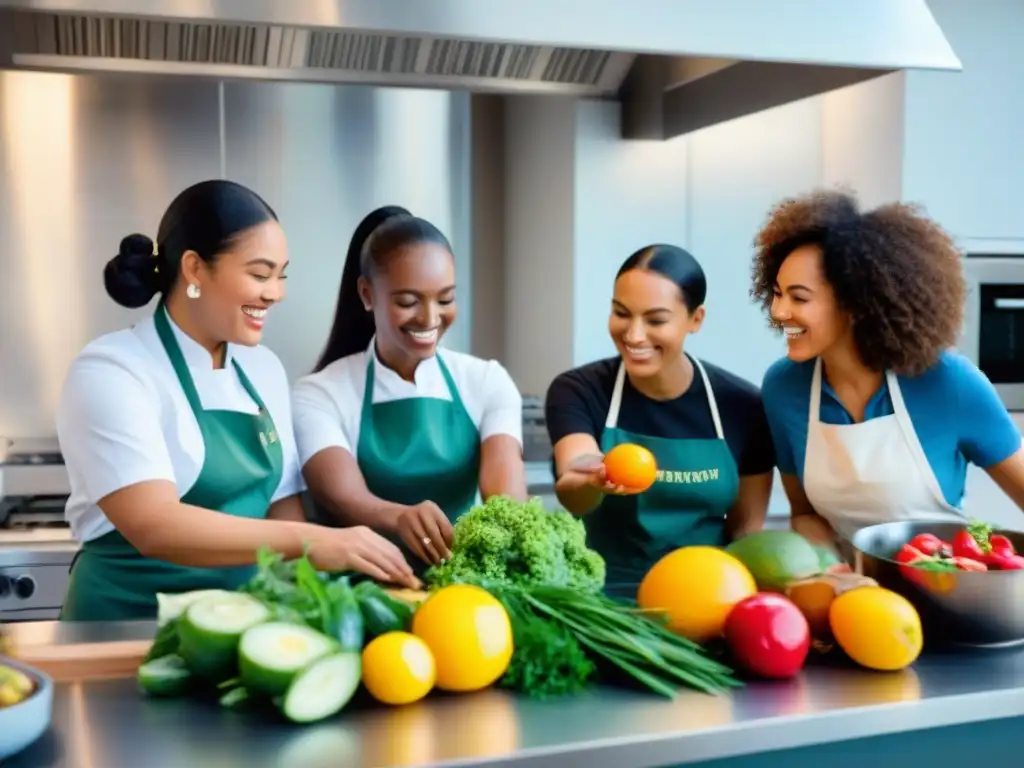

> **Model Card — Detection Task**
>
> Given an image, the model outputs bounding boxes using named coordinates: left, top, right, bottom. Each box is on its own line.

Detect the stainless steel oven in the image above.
left=963, top=255, right=1024, bottom=412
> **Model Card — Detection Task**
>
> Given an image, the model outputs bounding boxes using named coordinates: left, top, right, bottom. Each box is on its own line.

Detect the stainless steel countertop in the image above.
left=6, top=621, right=1024, bottom=767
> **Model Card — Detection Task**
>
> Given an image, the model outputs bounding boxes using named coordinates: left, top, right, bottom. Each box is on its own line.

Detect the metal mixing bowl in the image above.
left=850, top=521, right=1024, bottom=649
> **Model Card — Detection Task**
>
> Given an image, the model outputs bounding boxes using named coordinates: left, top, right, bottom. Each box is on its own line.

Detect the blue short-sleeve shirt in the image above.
left=761, top=350, right=1022, bottom=507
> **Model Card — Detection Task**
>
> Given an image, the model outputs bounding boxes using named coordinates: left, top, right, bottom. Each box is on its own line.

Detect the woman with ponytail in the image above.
left=57, top=180, right=418, bottom=621
left=293, top=206, right=527, bottom=570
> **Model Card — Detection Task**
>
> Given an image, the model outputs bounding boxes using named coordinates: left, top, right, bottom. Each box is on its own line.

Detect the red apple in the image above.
left=724, top=593, right=810, bottom=679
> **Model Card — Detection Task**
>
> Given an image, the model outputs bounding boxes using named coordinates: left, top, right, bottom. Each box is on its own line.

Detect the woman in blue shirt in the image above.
left=752, top=190, right=1024, bottom=546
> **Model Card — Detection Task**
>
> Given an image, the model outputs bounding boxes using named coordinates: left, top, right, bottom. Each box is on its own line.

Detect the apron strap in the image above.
left=691, top=357, right=724, bottom=440
left=435, top=354, right=466, bottom=407
left=153, top=303, right=205, bottom=416
left=605, top=363, right=627, bottom=429
left=886, top=370, right=956, bottom=511
left=604, top=355, right=724, bottom=439
left=809, top=357, right=823, bottom=426
left=231, top=359, right=268, bottom=413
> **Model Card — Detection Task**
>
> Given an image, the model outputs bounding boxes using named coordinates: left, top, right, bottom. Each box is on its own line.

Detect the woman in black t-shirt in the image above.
left=546, top=244, right=776, bottom=597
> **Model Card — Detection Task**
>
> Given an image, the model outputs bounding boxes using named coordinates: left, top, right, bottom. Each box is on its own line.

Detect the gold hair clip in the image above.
left=152, top=241, right=159, bottom=258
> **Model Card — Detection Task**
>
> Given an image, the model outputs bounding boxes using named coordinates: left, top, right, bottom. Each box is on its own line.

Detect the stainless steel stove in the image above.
left=0, top=437, right=77, bottom=622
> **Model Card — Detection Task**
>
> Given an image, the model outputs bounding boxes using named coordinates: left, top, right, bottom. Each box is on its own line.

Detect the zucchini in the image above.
left=324, top=579, right=365, bottom=652
left=137, top=653, right=193, bottom=697
left=354, top=581, right=414, bottom=638
left=177, top=592, right=271, bottom=681
left=281, top=652, right=362, bottom=724
left=238, top=621, right=337, bottom=697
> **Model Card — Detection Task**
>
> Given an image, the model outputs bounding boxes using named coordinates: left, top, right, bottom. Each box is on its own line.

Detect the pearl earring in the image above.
left=186, top=283, right=201, bottom=299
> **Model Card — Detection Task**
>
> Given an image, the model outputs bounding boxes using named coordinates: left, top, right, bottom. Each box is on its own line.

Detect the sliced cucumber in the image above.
left=137, top=653, right=193, bottom=697
left=281, top=652, right=362, bottom=724
left=177, top=592, right=271, bottom=681
left=238, top=622, right=337, bottom=697
left=156, top=589, right=234, bottom=627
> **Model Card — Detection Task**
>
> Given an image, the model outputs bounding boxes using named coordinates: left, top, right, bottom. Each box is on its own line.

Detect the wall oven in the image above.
left=963, top=254, right=1024, bottom=412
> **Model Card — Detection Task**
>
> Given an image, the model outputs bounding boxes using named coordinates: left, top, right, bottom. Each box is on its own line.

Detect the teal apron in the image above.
left=587, top=356, right=740, bottom=599
left=61, top=305, right=284, bottom=621
left=356, top=353, right=481, bottom=570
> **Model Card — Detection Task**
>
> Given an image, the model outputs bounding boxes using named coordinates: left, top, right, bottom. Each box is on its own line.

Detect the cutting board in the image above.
left=9, top=638, right=151, bottom=683
left=4, top=588, right=429, bottom=683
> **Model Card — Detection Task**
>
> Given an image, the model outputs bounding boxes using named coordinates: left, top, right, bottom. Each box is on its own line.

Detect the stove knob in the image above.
left=0, top=575, right=10, bottom=598
left=13, top=576, right=35, bottom=600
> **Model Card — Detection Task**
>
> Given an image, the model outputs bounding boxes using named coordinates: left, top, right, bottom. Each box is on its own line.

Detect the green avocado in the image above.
left=726, top=530, right=824, bottom=592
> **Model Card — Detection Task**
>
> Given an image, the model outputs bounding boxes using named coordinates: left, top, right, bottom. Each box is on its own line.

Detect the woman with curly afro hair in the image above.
left=752, top=189, right=1024, bottom=548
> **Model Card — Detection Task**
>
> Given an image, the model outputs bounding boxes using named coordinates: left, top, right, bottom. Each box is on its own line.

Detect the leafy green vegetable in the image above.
left=426, top=495, right=606, bottom=593
left=518, top=584, right=740, bottom=697
left=496, top=591, right=595, bottom=698
left=237, top=548, right=323, bottom=626
left=452, top=577, right=738, bottom=698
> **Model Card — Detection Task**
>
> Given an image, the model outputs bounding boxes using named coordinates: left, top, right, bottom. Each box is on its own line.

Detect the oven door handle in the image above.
left=993, top=298, right=1024, bottom=310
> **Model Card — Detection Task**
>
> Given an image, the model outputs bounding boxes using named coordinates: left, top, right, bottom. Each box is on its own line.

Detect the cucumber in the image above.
left=281, top=652, right=362, bottom=724
left=156, top=589, right=234, bottom=627
left=354, top=582, right=413, bottom=638
left=324, top=579, right=365, bottom=652
left=177, top=592, right=271, bottom=681
left=137, top=653, right=193, bottom=697
left=238, top=622, right=337, bottom=697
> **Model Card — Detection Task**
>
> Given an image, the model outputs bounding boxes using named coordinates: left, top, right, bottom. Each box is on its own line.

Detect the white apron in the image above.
left=803, top=358, right=964, bottom=541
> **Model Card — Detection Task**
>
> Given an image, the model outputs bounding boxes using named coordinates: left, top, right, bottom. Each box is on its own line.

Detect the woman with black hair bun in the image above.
left=293, top=206, right=527, bottom=570
left=58, top=180, right=419, bottom=622
left=546, top=245, right=776, bottom=598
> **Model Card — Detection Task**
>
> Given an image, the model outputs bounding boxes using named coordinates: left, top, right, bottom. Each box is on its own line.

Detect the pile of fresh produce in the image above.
left=425, top=496, right=740, bottom=699
left=895, top=521, right=1024, bottom=574
left=661, top=530, right=926, bottom=676
left=138, top=548, right=420, bottom=723
left=134, top=496, right=938, bottom=726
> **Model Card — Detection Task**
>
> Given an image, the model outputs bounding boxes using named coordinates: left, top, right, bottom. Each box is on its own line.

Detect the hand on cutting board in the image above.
left=556, top=453, right=644, bottom=497
left=394, top=501, right=454, bottom=566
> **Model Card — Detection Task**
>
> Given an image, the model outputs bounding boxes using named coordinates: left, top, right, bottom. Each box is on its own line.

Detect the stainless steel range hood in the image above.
left=0, top=0, right=961, bottom=140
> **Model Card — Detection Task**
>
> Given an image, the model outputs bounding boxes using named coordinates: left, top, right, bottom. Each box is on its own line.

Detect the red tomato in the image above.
left=724, top=593, right=810, bottom=680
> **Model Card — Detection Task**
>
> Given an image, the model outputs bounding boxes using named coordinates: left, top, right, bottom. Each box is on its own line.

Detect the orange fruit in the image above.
left=828, top=586, right=922, bottom=671
left=361, top=631, right=436, bottom=705
left=637, top=546, right=757, bottom=644
left=411, top=585, right=513, bottom=692
left=603, top=443, right=658, bottom=491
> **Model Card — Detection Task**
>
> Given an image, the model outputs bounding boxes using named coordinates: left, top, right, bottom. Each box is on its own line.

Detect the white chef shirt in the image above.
left=57, top=312, right=306, bottom=542
left=291, top=340, right=523, bottom=467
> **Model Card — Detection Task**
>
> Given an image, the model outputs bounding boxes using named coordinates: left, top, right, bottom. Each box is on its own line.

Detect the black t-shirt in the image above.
left=545, top=355, right=776, bottom=476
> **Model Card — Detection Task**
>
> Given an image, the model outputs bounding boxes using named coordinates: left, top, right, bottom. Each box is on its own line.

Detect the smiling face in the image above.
left=609, top=268, right=704, bottom=379
left=770, top=244, right=852, bottom=362
left=359, top=241, right=457, bottom=372
left=179, top=220, right=289, bottom=347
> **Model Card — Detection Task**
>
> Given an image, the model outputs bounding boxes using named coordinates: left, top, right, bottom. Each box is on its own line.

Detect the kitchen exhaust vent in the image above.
left=26, top=14, right=614, bottom=86
left=0, top=9, right=632, bottom=95
left=0, top=0, right=962, bottom=138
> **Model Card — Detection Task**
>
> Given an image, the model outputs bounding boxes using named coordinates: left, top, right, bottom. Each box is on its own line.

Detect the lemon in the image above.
left=411, top=585, right=513, bottom=692
left=361, top=631, right=436, bottom=706
left=829, top=586, right=923, bottom=671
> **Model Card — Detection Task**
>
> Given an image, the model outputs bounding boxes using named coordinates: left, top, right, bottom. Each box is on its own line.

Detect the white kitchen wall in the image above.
left=902, top=0, right=1024, bottom=241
